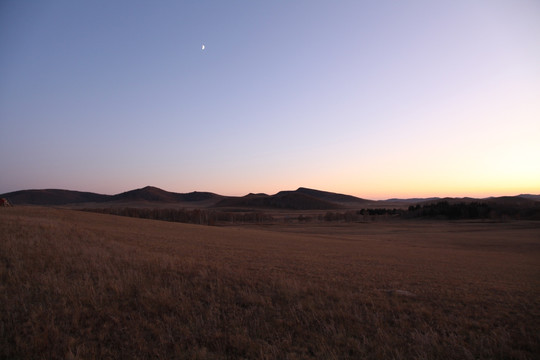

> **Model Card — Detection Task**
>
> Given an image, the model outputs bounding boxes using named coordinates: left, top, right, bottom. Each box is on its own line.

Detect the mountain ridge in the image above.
left=214, top=191, right=341, bottom=210
left=0, top=186, right=222, bottom=206
left=2, top=186, right=539, bottom=210
left=111, top=186, right=219, bottom=203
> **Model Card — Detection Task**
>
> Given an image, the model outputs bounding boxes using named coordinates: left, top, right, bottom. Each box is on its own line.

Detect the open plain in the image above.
left=1, top=206, right=539, bottom=359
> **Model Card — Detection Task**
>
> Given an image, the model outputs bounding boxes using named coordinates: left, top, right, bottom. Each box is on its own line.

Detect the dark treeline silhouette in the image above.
left=406, top=201, right=491, bottom=220
left=82, top=208, right=273, bottom=226
left=406, top=200, right=540, bottom=220
left=320, top=201, right=539, bottom=222
left=82, top=200, right=539, bottom=226
left=320, top=209, right=402, bottom=222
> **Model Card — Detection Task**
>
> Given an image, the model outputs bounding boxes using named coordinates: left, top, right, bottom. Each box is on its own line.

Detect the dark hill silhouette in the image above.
left=518, top=194, right=540, bottom=201
left=417, top=197, right=477, bottom=206
left=284, top=187, right=369, bottom=204
left=215, top=192, right=340, bottom=210
left=111, top=186, right=220, bottom=203
left=1, top=186, right=358, bottom=209
left=0, top=189, right=110, bottom=206
left=180, top=191, right=221, bottom=202
left=111, top=186, right=179, bottom=202
left=484, top=196, right=540, bottom=208
left=2, top=186, right=538, bottom=214
left=1, top=186, right=221, bottom=206
left=385, top=197, right=441, bottom=203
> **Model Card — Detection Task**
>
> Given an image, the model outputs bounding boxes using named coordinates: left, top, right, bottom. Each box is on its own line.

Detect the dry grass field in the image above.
left=1, top=206, right=539, bottom=359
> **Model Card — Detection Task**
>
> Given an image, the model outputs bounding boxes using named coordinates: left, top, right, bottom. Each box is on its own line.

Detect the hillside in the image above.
left=519, top=194, right=540, bottom=201
left=215, top=191, right=341, bottom=210
left=0, top=189, right=110, bottom=205
left=2, top=186, right=539, bottom=214
left=1, top=186, right=355, bottom=209
left=0, top=186, right=221, bottom=206
left=285, top=187, right=369, bottom=204
left=111, top=186, right=219, bottom=203
left=111, top=186, right=181, bottom=202
left=215, top=187, right=372, bottom=210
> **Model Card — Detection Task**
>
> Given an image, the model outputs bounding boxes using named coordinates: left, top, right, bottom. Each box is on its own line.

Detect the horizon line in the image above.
left=1, top=184, right=538, bottom=202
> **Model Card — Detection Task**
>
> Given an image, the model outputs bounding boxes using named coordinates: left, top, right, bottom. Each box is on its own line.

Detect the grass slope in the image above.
left=1, top=207, right=539, bottom=359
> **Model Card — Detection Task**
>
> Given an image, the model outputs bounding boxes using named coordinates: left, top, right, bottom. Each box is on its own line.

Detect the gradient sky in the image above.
left=1, top=1, right=539, bottom=199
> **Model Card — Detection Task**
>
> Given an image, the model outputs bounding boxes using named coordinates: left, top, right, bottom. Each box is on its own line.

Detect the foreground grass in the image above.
left=1, top=207, right=539, bottom=359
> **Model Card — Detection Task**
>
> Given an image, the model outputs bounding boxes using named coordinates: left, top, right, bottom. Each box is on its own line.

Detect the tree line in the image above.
left=405, top=201, right=491, bottom=219
left=82, top=200, right=539, bottom=226
left=82, top=208, right=273, bottom=226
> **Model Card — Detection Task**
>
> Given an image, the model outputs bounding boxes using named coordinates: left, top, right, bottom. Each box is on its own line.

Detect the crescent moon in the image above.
left=202, top=44, right=205, bottom=50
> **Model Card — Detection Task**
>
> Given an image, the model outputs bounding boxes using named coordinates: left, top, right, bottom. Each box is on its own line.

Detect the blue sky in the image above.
left=1, top=1, right=539, bottom=199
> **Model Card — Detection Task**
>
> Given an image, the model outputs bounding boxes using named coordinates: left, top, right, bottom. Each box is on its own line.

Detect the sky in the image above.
left=1, top=0, right=539, bottom=199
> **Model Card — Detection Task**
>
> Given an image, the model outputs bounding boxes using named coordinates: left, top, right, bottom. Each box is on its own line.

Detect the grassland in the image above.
left=1, top=206, right=539, bottom=359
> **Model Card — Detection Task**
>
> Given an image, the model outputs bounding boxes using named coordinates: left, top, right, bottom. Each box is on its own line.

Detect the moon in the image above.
left=202, top=44, right=205, bottom=50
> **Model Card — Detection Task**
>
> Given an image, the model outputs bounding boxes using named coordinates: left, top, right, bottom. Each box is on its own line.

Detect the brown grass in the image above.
left=1, top=206, right=539, bottom=359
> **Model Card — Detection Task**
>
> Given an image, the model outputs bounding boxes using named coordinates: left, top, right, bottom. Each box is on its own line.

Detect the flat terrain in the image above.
left=1, top=207, right=539, bottom=359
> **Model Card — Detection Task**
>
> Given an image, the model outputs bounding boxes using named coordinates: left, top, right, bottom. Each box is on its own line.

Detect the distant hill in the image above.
left=110, top=186, right=219, bottom=203
left=111, top=186, right=180, bottom=203
left=384, top=195, right=540, bottom=207
left=416, top=197, right=478, bottom=206
left=484, top=195, right=540, bottom=208
left=0, top=186, right=221, bottom=206
left=284, top=187, right=369, bottom=204
left=0, top=189, right=110, bottom=206
left=2, top=186, right=538, bottom=214
left=384, top=197, right=441, bottom=203
left=0, top=186, right=364, bottom=210
left=518, top=194, right=540, bottom=202
left=215, top=191, right=340, bottom=210
left=214, top=187, right=370, bottom=210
